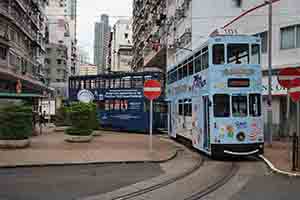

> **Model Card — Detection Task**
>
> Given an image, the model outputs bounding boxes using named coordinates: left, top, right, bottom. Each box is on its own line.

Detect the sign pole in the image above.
left=267, top=0, right=273, bottom=145
left=150, top=100, right=153, bottom=152
left=297, top=102, right=300, bottom=137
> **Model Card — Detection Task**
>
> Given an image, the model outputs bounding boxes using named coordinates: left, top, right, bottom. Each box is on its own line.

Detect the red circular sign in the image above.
left=289, top=87, right=300, bottom=102
left=278, top=67, right=300, bottom=89
left=144, top=80, right=161, bottom=100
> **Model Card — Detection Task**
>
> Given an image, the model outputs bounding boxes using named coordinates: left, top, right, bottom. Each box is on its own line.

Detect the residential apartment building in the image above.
left=44, top=43, right=68, bottom=96
left=111, top=19, right=133, bottom=72
left=94, top=14, right=111, bottom=74
left=132, top=0, right=167, bottom=72
left=45, top=0, right=78, bottom=97
left=163, top=0, right=300, bottom=136
left=0, top=0, right=48, bottom=97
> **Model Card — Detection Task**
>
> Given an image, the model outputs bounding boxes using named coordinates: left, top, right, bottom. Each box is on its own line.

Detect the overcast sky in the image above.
left=77, top=0, right=133, bottom=63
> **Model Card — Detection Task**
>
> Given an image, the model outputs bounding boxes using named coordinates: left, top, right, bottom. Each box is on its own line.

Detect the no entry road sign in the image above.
left=278, top=67, right=300, bottom=89
left=144, top=80, right=161, bottom=100
left=289, top=87, right=300, bottom=102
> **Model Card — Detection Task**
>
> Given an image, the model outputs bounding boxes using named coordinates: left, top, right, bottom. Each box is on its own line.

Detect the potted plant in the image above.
left=64, top=102, right=97, bottom=142
left=0, top=105, right=32, bottom=148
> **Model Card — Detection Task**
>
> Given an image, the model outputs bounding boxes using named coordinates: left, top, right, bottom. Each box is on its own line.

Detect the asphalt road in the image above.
left=0, top=163, right=164, bottom=200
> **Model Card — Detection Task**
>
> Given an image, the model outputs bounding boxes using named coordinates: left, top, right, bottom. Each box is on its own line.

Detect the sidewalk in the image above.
left=262, top=140, right=300, bottom=176
left=0, top=129, right=177, bottom=168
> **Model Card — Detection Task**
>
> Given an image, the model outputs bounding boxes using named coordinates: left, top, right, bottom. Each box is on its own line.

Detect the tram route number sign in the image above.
left=144, top=80, right=161, bottom=100
left=278, top=68, right=300, bottom=102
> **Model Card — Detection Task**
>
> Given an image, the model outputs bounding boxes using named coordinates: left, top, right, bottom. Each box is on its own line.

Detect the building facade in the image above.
left=163, top=0, right=300, bottom=136
left=94, top=14, right=111, bottom=74
left=111, top=19, right=133, bottom=72
left=79, top=63, right=97, bottom=76
left=0, top=0, right=49, bottom=97
left=44, top=43, right=68, bottom=96
left=132, top=0, right=167, bottom=72
left=45, top=0, right=78, bottom=97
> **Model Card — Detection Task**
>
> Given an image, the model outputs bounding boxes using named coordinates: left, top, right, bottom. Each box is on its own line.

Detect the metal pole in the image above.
left=297, top=102, right=299, bottom=137
left=267, top=0, right=273, bottom=145
left=150, top=100, right=153, bottom=152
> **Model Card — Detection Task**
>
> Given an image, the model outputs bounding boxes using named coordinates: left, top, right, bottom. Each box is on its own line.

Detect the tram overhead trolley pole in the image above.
left=144, top=80, right=162, bottom=152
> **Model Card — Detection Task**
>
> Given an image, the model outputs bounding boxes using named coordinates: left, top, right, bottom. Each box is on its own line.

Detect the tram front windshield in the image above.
left=213, top=94, right=261, bottom=118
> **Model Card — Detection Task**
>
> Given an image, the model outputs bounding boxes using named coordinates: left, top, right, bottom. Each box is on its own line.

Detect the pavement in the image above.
left=262, top=139, right=300, bottom=176
left=0, top=127, right=178, bottom=168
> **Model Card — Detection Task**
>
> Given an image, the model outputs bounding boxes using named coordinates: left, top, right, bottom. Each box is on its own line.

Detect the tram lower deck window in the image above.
left=232, top=95, right=248, bottom=117
left=249, top=94, right=261, bottom=117
left=213, top=94, right=230, bottom=117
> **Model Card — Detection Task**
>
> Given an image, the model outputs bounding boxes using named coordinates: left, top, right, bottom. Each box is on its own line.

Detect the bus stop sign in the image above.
left=144, top=80, right=161, bottom=100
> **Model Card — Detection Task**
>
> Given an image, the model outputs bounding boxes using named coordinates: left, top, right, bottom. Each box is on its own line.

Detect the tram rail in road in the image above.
left=110, top=138, right=239, bottom=200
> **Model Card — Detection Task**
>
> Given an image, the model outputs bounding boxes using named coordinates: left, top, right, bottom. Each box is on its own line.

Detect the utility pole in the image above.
left=267, top=0, right=273, bottom=145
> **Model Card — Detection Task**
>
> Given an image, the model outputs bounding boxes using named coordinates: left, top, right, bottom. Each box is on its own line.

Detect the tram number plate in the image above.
left=228, top=78, right=250, bottom=87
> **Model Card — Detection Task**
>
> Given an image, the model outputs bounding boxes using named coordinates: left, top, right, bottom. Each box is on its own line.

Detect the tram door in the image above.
left=203, top=96, right=210, bottom=151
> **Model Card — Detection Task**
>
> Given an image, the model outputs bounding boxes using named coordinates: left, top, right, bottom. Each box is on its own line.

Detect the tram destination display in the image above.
left=228, top=78, right=250, bottom=87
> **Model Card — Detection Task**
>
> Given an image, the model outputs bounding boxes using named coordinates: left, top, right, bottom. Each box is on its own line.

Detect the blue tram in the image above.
left=166, top=34, right=264, bottom=157
left=69, top=71, right=167, bottom=132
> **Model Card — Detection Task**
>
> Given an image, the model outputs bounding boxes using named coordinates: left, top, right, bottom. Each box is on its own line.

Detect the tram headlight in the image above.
left=236, top=132, right=246, bottom=142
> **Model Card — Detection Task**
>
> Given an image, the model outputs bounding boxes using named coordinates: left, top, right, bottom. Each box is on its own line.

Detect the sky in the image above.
left=77, top=0, right=133, bottom=63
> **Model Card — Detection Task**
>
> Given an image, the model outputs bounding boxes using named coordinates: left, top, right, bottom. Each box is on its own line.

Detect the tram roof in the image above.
left=69, top=70, right=164, bottom=80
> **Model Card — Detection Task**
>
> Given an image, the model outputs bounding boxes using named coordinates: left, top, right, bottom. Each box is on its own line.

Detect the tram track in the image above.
left=108, top=139, right=239, bottom=200
left=111, top=150, right=204, bottom=200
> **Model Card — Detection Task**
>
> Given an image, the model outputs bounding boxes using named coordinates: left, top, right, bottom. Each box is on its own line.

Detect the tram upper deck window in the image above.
left=178, top=100, right=183, bottom=115
left=202, top=47, right=209, bottom=69
left=188, top=61, right=193, bottom=75
left=227, top=44, right=249, bottom=64
left=232, top=95, right=248, bottom=117
left=132, top=76, right=143, bottom=88
left=251, top=44, right=260, bottom=64
left=213, top=94, right=230, bottom=117
left=194, top=55, right=201, bottom=73
left=213, top=44, right=225, bottom=65
left=249, top=94, right=261, bottom=117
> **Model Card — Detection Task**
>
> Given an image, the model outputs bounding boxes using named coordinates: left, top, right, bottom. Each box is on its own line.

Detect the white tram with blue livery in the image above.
left=166, top=33, right=264, bottom=158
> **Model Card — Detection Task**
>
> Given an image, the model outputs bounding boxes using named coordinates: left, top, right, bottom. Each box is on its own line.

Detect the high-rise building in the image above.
left=0, top=0, right=49, bottom=97
left=132, top=0, right=167, bottom=72
left=94, top=14, right=111, bottom=74
left=45, top=0, right=78, bottom=97
left=111, top=19, right=133, bottom=72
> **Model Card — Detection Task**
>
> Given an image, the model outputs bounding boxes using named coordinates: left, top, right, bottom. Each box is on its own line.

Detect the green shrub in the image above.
left=65, top=102, right=99, bottom=132
left=65, top=128, right=93, bottom=136
left=54, top=106, right=71, bottom=126
left=0, top=105, right=33, bottom=140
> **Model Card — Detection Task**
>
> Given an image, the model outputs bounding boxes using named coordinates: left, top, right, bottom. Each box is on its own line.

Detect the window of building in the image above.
left=213, top=94, right=230, bottom=117
left=232, top=95, right=248, bottom=117
left=57, top=59, right=62, bottom=65
left=0, top=46, right=7, bottom=60
left=249, top=94, right=261, bottom=117
left=124, top=33, right=128, bottom=39
left=56, top=69, right=61, bottom=73
left=227, top=44, right=249, bottom=64
left=251, top=44, right=260, bottom=64
left=45, top=58, right=51, bottom=64
left=297, top=25, right=300, bottom=48
left=281, top=26, right=296, bottom=49
left=213, top=44, right=225, bottom=64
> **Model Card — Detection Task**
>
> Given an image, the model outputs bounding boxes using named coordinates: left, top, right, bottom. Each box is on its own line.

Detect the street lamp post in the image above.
left=267, top=0, right=273, bottom=145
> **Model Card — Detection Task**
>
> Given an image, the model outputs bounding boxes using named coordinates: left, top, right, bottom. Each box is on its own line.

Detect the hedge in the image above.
left=0, top=106, right=33, bottom=140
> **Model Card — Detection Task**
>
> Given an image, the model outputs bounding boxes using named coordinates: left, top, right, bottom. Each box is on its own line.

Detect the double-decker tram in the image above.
left=69, top=71, right=167, bottom=132
left=166, top=34, right=264, bottom=158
